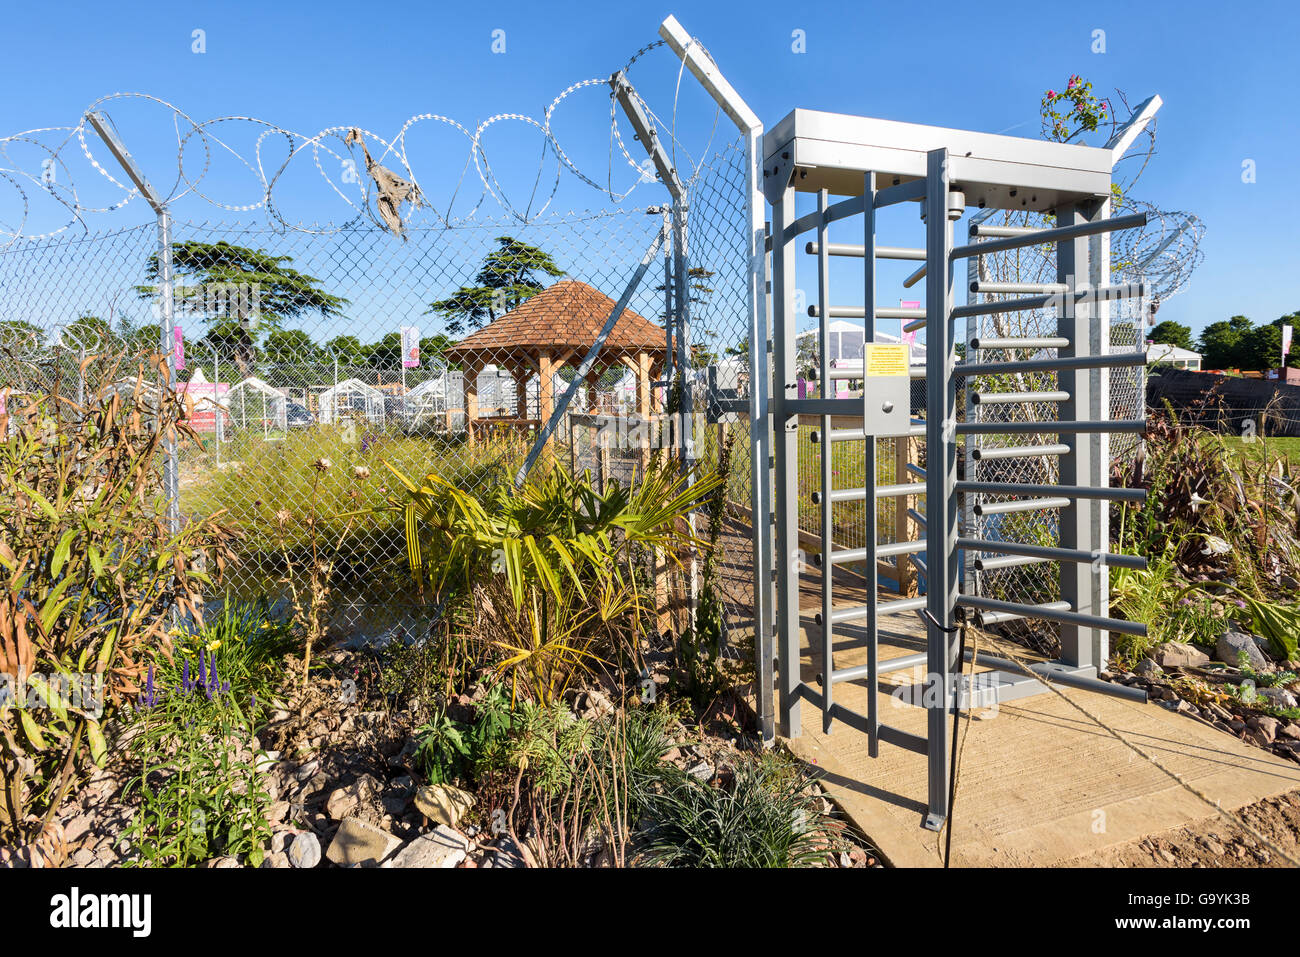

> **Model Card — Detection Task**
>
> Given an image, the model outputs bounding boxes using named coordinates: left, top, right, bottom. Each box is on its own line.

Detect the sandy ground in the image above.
left=1065, top=789, right=1300, bottom=868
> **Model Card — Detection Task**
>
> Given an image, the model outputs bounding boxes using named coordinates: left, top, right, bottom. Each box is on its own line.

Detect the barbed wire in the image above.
left=0, top=39, right=727, bottom=247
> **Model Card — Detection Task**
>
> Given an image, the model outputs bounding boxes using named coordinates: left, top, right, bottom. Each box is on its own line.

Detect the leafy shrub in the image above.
left=0, top=363, right=234, bottom=843
left=388, top=456, right=722, bottom=705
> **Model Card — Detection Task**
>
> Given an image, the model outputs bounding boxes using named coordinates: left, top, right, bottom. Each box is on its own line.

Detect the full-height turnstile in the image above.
left=762, top=109, right=1157, bottom=830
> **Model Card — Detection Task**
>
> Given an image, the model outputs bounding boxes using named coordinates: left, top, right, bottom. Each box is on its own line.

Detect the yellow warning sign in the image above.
left=865, top=343, right=909, bottom=377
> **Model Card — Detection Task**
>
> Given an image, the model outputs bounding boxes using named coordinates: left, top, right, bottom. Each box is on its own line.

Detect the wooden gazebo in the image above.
left=444, top=279, right=666, bottom=443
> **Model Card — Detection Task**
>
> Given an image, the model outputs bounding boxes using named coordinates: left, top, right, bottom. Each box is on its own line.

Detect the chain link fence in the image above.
left=0, top=127, right=760, bottom=653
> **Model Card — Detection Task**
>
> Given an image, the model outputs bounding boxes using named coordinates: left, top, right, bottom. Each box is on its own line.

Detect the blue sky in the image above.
left=1, top=0, right=1296, bottom=342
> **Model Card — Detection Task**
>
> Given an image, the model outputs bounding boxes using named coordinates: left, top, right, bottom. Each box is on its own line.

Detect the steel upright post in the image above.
left=862, top=171, right=881, bottom=757
left=1057, top=202, right=1095, bottom=669
left=923, top=149, right=957, bottom=830
left=772, top=184, right=801, bottom=738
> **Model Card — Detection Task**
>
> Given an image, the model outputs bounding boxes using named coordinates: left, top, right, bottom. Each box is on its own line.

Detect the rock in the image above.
left=63, top=814, right=93, bottom=844
left=1154, top=641, right=1211, bottom=670
left=413, top=784, right=476, bottom=828
left=208, top=856, right=240, bottom=868
left=1216, top=629, right=1270, bottom=671
left=1203, top=837, right=1226, bottom=856
left=1133, top=658, right=1163, bottom=680
left=254, top=750, right=281, bottom=774
left=1280, top=722, right=1300, bottom=741
left=325, top=775, right=379, bottom=820
left=386, top=825, right=469, bottom=868
left=289, top=832, right=322, bottom=869
left=576, top=689, right=614, bottom=719
left=264, top=851, right=291, bottom=869
left=382, top=776, right=416, bottom=814
left=1228, top=718, right=1247, bottom=733
left=340, top=711, right=385, bottom=735
left=71, top=848, right=96, bottom=867
left=1261, top=686, right=1299, bottom=709
left=1247, top=715, right=1280, bottom=743
left=489, top=835, right=531, bottom=868
left=685, top=760, right=714, bottom=781
left=293, top=759, right=321, bottom=782
left=267, top=801, right=290, bottom=827
left=325, top=819, right=402, bottom=867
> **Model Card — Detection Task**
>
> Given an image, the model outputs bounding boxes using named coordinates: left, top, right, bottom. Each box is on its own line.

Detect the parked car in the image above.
left=286, top=402, right=316, bottom=429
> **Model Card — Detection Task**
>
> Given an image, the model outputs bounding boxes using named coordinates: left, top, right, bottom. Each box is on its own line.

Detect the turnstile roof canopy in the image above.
left=762, top=109, right=1113, bottom=213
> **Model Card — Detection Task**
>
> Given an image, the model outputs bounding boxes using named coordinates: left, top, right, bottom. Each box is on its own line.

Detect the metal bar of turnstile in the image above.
left=970, top=337, right=1070, bottom=351
left=957, top=536, right=1146, bottom=570
left=950, top=211, right=1148, bottom=260
left=969, top=443, right=1070, bottom=461
left=957, top=351, right=1147, bottom=376
left=969, top=223, right=1041, bottom=238
left=811, top=481, right=921, bottom=504
left=951, top=282, right=1144, bottom=320
left=957, top=594, right=1147, bottom=637
left=814, top=539, right=926, bottom=566
left=828, top=652, right=927, bottom=685
left=811, top=422, right=926, bottom=443
left=805, top=241, right=925, bottom=260
left=973, top=496, right=1071, bottom=516
left=972, top=599, right=1070, bottom=621
left=956, top=480, right=1146, bottom=502
left=971, top=390, right=1070, bottom=405
left=810, top=304, right=926, bottom=320
left=956, top=419, right=1145, bottom=434
left=969, top=281, right=1068, bottom=294
left=901, top=213, right=1147, bottom=293
left=975, top=553, right=1052, bottom=572
left=815, top=595, right=927, bottom=627
left=828, top=366, right=928, bottom=380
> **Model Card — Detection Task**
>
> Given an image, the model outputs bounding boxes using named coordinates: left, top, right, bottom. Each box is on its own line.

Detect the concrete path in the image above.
left=784, top=591, right=1300, bottom=867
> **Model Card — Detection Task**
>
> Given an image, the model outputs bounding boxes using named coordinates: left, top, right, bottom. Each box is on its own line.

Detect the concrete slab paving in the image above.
left=784, top=594, right=1300, bottom=867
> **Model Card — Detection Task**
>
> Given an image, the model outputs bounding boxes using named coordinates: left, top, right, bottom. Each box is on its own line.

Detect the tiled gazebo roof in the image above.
left=444, top=279, right=664, bottom=358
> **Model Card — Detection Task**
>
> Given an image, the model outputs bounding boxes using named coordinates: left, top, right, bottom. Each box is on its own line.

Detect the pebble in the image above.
left=289, top=832, right=322, bottom=869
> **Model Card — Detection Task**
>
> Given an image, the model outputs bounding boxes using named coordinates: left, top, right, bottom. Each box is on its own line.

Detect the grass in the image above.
left=181, top=426, right=530, bottom=546
left=1223, top=435, right=1300, bottom=468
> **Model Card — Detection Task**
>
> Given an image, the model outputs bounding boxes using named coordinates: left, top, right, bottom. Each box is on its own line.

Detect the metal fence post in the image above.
left=158, top=208, right=181, bottom=536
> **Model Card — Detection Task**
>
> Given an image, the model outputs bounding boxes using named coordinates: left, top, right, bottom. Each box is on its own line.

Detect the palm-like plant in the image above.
left=382, top=457, right=722, bottom=704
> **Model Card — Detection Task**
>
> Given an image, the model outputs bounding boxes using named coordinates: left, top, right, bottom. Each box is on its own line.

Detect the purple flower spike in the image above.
left=197, top=652, right=207, bottom=691
left=180, top=658, right=192, bottom=694
left=137, top=666, right=158, bottom=709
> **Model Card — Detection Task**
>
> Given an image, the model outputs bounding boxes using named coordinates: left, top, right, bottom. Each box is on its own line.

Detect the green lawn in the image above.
left=1223, top=435, right=1300, bottom=468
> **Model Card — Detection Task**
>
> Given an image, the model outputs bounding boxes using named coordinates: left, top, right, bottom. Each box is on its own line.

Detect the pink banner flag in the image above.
left=173, top=325, right=185, bottom=371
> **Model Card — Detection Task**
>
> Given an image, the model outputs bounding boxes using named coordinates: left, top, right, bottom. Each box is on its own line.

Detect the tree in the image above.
left=1148, top=320, right=1193, bottom=352
left=140, top=240, right=348, bottom=377
left=1196, top=316, right=1253, bottom=370
left=427, top=236, right=563, bottom=336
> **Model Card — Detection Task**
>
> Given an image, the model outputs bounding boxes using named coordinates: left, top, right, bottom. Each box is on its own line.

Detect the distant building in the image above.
left=1147, top=343, right=1202, bottom=371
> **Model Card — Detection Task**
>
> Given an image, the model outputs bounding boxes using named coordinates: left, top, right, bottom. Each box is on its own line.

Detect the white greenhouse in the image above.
left=225, top=376, right=288, bottom=436
left=318, top=377, right=385, bottom=426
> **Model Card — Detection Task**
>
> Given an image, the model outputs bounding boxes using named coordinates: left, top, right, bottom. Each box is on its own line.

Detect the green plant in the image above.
left=641, top=751, right=840, bottom=868
left=189, top=599, right=296, bottom=707
left=0, top=361, right=235, bottom=843
left=125, top=660, right=270, bottom=867
left=386, top=456, right=721, bottom=706
left=679, top=429, right=736, bottom=713
left=413, top=707, right=473, bottom=785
